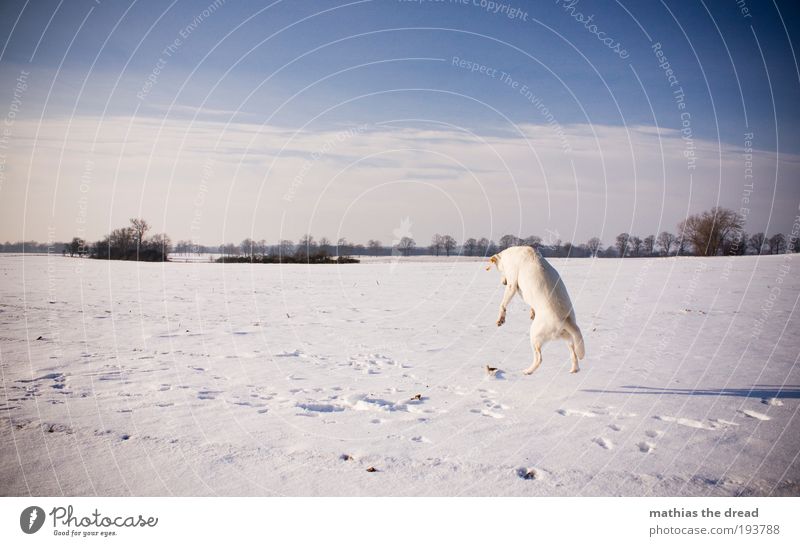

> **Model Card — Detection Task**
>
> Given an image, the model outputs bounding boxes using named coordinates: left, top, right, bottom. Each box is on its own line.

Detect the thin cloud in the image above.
left=2, top=116, right=797, bottom=246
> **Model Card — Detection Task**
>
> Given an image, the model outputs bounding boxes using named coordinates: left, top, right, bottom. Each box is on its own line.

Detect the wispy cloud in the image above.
left=2, top=115, right=797, bottom=245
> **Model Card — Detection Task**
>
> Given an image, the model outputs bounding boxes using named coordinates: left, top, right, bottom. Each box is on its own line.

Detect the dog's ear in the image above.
left=485, top=255, right=498, bottom=271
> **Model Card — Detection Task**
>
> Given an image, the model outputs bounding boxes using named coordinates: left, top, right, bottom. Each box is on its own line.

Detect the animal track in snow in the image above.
left=411, top=435, right=431, bottom=443
left=197, top=390, right=222, bottom=400
left=762, top=398, right=783, bottom=406
left=608, top=424, right=623, bottom=432
left=471, top=397, right=509, bottom=419
left=476, top=408, right=504, bottom=419
left=645, top=430, right=662, bottom=438
left=637, top=441, right=655, bottom=453
left=275, top=349, right=306, bottom=358
left=296, top=402, right=344, bottom=413
left=41, top=422, right=74, bottom=434
left=294, top=392, right=424, bottom=415
left=654, top=415, right=733, bottom=430
left=589, top=406, right=637, bottom=418
left=592, top=437, right=613, bottom=449
left=740, top=409, right=771, bottom=421
left=345, top=353, right=409, bottom=375
left=557, top=408, right=598, bottom=418
left=16, top=373, right=68, bottom=394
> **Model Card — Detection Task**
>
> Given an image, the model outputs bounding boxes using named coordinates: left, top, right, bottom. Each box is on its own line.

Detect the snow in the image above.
left=1, top=253, right=798, bottom=496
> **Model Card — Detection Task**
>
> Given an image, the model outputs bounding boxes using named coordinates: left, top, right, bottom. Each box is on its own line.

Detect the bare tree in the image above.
left=551, top=239, right=563, bottom=257
left=110, top=227, right=135, bottom=256
left=768, top=233, right=787, bottom=254
left=318, top=237, right=332, bottom=257
left=463, top=238, right=478, bottom=256
left=396, top=236, right=415, bottom=256
left=430, top=234, right=443, bottom=256
left=336, top=237, right=351, bottom=256
left=476, top=237, right=490, bottom=256
left=627, top=236, right=642, bottom=257
left=241, top=238, right=255, bottom=258
left=678, top=207, right=743, bottom=257
left=68, top=237, right=86, bottom=257
left=147, top=233, right=172, bottom=259
left=748, top=232, right=766, bottom=254
left=129, top=218, right=150, bottom=249
left=656, top=231, right=676, bottom=256
left=615, top=233, right=630, bottom=257
left=442, top=235, right=456, bottom=256
left=722, top=230, right=747, bottom=255
left=524, top=235, right=542, bottom=249
left=295, top=234, right=318, bottom=260
left=677, top=236, right=690, bottom=255
left=586, top=237, right=601, bottom=257
left=278, top=239, right=295, bottom=258
left=498, top=234, right=518, bottom=250
left=367, top=239, right=382, bottom=256
left=218, top=243, right=238, bottom=257
left=643, top=235, right=655, bottom=256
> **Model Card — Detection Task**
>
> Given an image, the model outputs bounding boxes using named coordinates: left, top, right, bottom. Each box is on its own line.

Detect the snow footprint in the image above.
left=472, top=408, right=504, bottom=419
left=473, top=398, right=508, bottom=419
left=197, top=390, right=222, bottom=400
left=592, top=437, right=614, bottom=450
left=557, top=408, right=597, bottom=417
left=654, top=415, right=730, bottom=430
left=637, top=441, right=655, bottom=453
left=740, top=409, right=771, bottom=421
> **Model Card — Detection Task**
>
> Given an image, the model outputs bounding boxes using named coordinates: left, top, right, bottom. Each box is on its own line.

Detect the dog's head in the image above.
left=485, top=254, right=507, bottom=285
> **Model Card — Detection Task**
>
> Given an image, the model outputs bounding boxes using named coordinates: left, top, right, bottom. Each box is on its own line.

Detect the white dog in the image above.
left=487, top=245, right=585, bottom=374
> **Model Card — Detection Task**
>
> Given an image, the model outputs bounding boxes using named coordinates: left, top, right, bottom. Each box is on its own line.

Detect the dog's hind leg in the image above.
left=565, top=334, right=580, bottom=374
left=524, top=323, right=543, bottom=375
left=563, top=315, right=585, bottom=360
left=523, top=341, right=542, bottom=375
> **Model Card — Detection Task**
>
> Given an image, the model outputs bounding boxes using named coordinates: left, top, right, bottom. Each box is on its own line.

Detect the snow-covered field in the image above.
left=1, top=253, right=798, bottom=496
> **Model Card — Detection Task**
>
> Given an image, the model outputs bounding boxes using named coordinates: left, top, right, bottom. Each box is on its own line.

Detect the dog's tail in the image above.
left=564, top=316, right=585, bottom=360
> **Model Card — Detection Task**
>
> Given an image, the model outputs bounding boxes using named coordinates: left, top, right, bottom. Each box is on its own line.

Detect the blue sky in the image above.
left=1, top=0, right=799, bottom=246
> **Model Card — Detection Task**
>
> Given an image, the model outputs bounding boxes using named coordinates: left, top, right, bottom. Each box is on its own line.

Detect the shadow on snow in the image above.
left=582, top=385, right=800, bottom=399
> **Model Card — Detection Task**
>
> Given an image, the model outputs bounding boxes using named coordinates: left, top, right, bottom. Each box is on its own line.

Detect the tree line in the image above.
left=5, top=207, right=797, bottom=261
left=176, top=207, right=798, bottom=259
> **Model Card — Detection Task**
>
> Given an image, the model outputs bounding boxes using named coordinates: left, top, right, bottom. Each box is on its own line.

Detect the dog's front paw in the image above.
left=496, top=315, right=505, bottom=327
